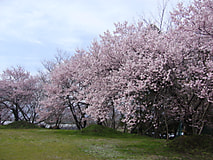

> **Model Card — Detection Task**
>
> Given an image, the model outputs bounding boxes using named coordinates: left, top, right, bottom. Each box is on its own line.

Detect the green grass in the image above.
left=0, top=125, right=212, bottom=160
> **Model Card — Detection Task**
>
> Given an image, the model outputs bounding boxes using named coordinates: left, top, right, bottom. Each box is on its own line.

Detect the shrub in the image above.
left=168, top=135, right=213, bottom=154
left=4, top=121, right=40, bottom=129
left=81, top=124, right=124, bottom=137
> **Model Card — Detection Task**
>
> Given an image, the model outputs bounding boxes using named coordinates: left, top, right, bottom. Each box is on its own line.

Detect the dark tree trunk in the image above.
left=97, top=118, right=103, bottom=125
left=112, top=105, right=115, bottom=129
left=12, top=108, right=19, bottom=121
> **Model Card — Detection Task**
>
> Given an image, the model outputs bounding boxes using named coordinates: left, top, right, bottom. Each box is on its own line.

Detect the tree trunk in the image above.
left=123, top=123, right=127, bottom=133
left=70, top=106, right=82, bottom=130
left=164, top=119, right=169, bottom=140
left=18, top=105, right=30, bottom=121
left=12, top=108, right=19, bottom=121
left=198, top=102, right=210, bottom=135
left=97, top=118, right=103, bottom=125
left=112, top=105, right=115, bottom=130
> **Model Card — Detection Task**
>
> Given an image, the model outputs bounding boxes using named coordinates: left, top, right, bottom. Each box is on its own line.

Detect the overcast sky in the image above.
left=0, top=0, right=191, bottom=75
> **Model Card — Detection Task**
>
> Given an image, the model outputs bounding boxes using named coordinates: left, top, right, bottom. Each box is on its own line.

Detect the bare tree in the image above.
left=42, top=49, right=71, bottom=73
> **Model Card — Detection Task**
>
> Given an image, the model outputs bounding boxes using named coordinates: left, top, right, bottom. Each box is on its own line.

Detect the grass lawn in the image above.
left=0, top=127, right=212, bottom=160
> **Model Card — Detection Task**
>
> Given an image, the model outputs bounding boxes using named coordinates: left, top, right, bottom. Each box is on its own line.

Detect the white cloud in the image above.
left=28, top=39, right=42, bottom=45
left=0, top=0, right=175, bottom=43
left=0, top=0, right=191, bottom=74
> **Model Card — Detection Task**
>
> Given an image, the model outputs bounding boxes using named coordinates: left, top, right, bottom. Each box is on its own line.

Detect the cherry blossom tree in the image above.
left=39, top=53, right=89, bottom=130
left=38, top=0, right=212, bottom=136
left=0, top=66, right=42, bottom=123
left=78, top=0, right=212, bottom=136
left=168, top=0, right=213, bottom=135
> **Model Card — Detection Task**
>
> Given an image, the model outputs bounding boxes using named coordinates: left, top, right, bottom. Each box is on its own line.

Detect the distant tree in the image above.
left=0, top=66, right=42, bottom=123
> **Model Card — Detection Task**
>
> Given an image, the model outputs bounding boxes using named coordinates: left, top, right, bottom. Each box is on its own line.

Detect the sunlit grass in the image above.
left=0, top=129, right=95, bottom=160
left=0, top=128, right=212, bottom=160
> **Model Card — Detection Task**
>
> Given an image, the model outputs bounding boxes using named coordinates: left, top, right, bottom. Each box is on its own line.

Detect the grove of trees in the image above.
left=0, top=0, right=212, bottom=138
